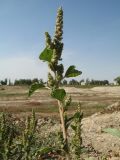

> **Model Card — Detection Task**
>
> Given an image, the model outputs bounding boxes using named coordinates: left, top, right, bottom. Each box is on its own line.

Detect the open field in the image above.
left=0, top=85, right=120, bottom=117
left=0, top=85, right=120, bottom=159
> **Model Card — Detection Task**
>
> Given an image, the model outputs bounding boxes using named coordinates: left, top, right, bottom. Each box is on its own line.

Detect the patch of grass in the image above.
left=68, top=102, right=107, bottom=117
left=0, top=104, right=58, bottom=113
left=0, top=92, right=28, bottom=97
left=63, top=85, right=97, bottom=89
left=0, top=102, right=107, bottom=118
left=81, top=104, right=107, bottom=117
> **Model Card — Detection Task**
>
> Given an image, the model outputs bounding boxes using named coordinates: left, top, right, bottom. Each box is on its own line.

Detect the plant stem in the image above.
left=58, top=100, right=71, bottom=160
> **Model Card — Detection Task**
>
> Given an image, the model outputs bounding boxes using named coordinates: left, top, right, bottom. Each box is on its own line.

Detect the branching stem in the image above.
left=58, top=100, right=71, bottom=160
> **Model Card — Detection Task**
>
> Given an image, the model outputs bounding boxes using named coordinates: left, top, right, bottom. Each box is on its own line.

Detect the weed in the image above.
left=29, top=7, right=83, bottom=160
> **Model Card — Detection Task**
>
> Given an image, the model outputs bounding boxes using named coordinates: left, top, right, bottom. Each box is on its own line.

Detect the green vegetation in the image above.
left=0, top=79, right=7, bottom=85
left=14, top=79, right=44, bottom=86
left=114, top=76, right=120, bottom=85
left=62, top=79, right=109, bottom=86
left=0, top=111, right=52, bottom=160
left=103, top=128, right=120, bottom=138
left=70, top=104, right=83, bottom=159
left=29, top=7, right=83, bottom=159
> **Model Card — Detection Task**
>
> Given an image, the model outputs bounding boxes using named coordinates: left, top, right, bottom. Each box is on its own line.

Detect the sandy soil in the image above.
left=82, top=111, right=120, bottom=155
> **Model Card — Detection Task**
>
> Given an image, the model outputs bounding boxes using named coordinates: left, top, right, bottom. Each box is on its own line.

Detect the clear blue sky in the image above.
left=0, top=0, right=120, bottom=82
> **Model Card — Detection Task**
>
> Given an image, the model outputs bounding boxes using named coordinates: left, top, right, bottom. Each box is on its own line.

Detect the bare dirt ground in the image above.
left=82, top=111, right=120, bottom=159
left=0, top=86, right=120, bottom=159
left=0, top=86, right=120, bottom=116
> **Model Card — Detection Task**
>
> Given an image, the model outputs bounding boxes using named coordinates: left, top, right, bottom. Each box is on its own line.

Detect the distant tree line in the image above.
left=62, top=78, right=109, bottom=86
left=86, top=79, right=109, bottom=86
left=14, top=78, right=44, bottom=86
left=0, top=78, right=44, bottom=86
left=0, top=76, right=120, bottom=86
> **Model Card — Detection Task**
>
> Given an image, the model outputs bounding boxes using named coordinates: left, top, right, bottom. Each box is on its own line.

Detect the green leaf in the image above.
left=103, top=128, right=120, bottom=138
left=29, top=82, right=45, bottom=96
left=39, top=47, right=53, bottom=62
left=51, top=89, right=66, bottom=101
left=65, top=65, right=82, bottom=78
left=73, top=111, right=83, bottom=119
left=35, top=147, right=53, bottom=156
left=71, top=125, right=77, bottom=131
left=65, top=116, right=74, bottom=129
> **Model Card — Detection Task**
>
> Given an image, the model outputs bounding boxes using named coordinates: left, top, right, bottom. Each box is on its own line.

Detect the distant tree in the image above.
left=1, top=81, right=5, bottom=85
left=114, top=76, right=120, bottom=85
left=62, top=80, right=67, bottom=85
left=90, top=79, right=95, bottom=85
left=84, top=78, right=109, bottom=86
left=14, top=79, right=19, bottom=85
left=14, top=79, right=32, bottom=86
left=0, top=79, right=7, bottom=85
left=69, top=79, right=79, bottom=85
left=4, top=78, right=7, bottom=85
left=89, top=79, right=109, bottom=86
left=32, top=78, right=39, bottom=83
left=86, top=78, right=90, bottom=85
left=14, top=78, right=45, bottom=86
left=8, top=79, right=12, bottom=86
left=103, top=80, right=109, bottom=85
left=39, top=79, right=44, bottom=85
